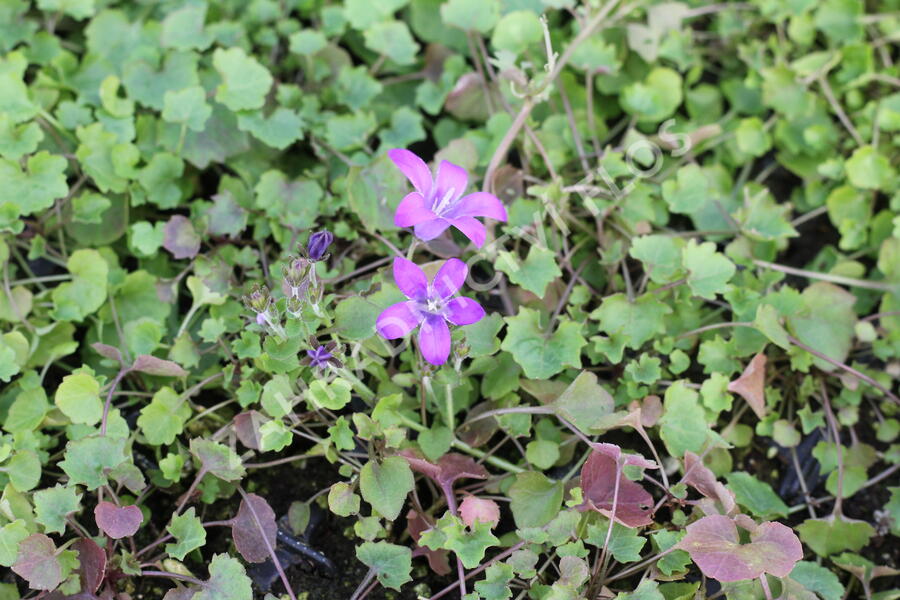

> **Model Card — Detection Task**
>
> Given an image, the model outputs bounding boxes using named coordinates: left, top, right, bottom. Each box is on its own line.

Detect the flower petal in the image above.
left=414, top=218, right=451, bottom=241
left=446, top=192, right=508, bottom=221
left=445, top=297, right=485, bottom=326
left=394, top=192, right=435, bottom=227
left=376, top=301, right=421, bottom=339
left=393, top=257, right=428, bottom=300
left=418, top=314, right=451, bottom=366
left=449, top=217, right=487, bottom=248
left=433, top=258, right=468, bottom=299
left=388, top=149, right=433, bottom=195
left=434, top=160, right=468, bottom=206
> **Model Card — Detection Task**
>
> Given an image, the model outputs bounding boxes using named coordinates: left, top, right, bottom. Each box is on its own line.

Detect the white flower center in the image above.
left=432, top=187, right=456, bottom=216
left=426, top=298, right=443, bottom=313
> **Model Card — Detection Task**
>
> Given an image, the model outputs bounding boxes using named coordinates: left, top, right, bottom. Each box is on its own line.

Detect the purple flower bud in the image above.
left=256, top=312, right=267, bottom=326
left=307, top=231, right=333, bottom=261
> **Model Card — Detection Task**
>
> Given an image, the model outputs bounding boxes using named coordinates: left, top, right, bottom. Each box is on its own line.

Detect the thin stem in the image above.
left=788, top=335, right=900, bottom=406
left=753, top=259, right=898, bottom=292
left=676, top=321, right=753, bottom=339
left=100, top=368, right=130, bottom=436
left=141, top=570, right=205, bottom=587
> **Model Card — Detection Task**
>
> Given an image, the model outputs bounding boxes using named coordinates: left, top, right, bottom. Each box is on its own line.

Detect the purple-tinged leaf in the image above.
left=12, top=534, right=65, bottom=590
left=459, top=496, right=500, bottom=529
left=579, top=448, right=654, bottom=527
left=163, top=586, right=199, bottom=600
left=163, top=215, right=201, bottom=259
left=677, top=514, right=803, bottom=582
left=73, top=538, right=106, bottom=593
left=589, top=442, right=657, bottom=469
left=682, top=451, right=736, bottom=515
left=233, top=411, right=266, bottom=450
left=131, top=354, right=188, bottom=377
left=728, top=353, right=767, bottom=420
left=91, top=343, right=122, bottom=363
left=230, top=493, right=277, bottom=563
left=406, top=509, right=451, bottom=576
left=94, top=501, right=143, bottom=539
left=400, top=450, right=488, bottom=488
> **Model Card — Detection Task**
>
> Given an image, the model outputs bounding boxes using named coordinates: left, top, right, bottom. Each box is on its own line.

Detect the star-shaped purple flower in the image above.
left=389, top=149, right=508, bottom=248
left=377, top=257, right=485, bottom=366
left=306, top=345, right=333, bottom=369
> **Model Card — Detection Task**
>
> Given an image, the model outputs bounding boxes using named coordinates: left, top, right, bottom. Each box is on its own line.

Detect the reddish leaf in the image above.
left=94, top=502, right=143, bottom=539
left=579, top=449, right=654, bottom=527
left=163, top=586, right=198, bottom=600
left=677, top=514, right=802, bottom=582
left=459, top=496, right=500, bottom=529
left=91, top=343, right=123, bottom=363
left=400, top=451, right=488, bottom=488
left=728, top=353, right=767, bottom=419
left=73, top=538, right=106, bottom=593
left=12, top=533, right=65, bottom=590
left=163, top=215, right=201, bottom=259
left=406, top=509, right=451, bottom=576
left=682, top=451, right=736, bottom=515
left=233, top=411, right=266, bottom=450
left=230, top=493, right=277, bottom=563
left=589, top=442, right=657, bottom=469
left=131, top=354, right=188, bottom=377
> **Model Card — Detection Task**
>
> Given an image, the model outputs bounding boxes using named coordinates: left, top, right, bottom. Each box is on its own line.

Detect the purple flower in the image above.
left=307, top=230, right=333, bottom=261
left=377, top=257, right=485, bottom=366
left=306, top=345, right=333, bottom=369
left=389, top=149, right=507, bottom=248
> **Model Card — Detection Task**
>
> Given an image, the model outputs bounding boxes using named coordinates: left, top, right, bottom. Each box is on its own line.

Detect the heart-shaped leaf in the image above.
left=579, top=446, right=655, bottom=527
left=131, top=354, right=188, bottom=377
left=94, top=501, right=143, bottom=539
left=230, top=493, right=276, bottom=563
left=677, top=514, right=802, bottom=582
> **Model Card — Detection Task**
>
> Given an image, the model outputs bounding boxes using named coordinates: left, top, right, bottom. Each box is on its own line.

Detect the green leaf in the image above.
left=51, top=248, right=108, bottom=322
left=0, top=52, right=37, bottom=123
left=591, top=293, right=671, bottom=350
left=236, top=107, right=304, bottom=150
left=190, top=439, right=246, bottom=481
left=659, top=381, right=712, bottom=457
left=139, top=153, right=184, bottom=209
left=138, top=386, right=191, bottom=446
left=356, top=541, right=412, bottom=591
left=75, top=123, right=138, bottom=193
left=328, top=482, right=360, bottom=517
left=160, top=1, right=213, bottom=51
left=661, top=164, right=708, bottom=215
left=735, top=187, right=797, bottom=242
left=496, top=246, right=562, bottom=298
left=254, top=170, right=323, bottom=230
left=552, top=370, right=615, bottom=435
left=785, top=282, right=856, bottom=371
left=501, top=308, right=585, bottom=379
left=306, top=378, right=351, bottom=411
left=0, top=520, right=29, bottom=567
left=0, top=113, right=43, bottom=159
left=55, top=372, right=102, bottom=425
left=213, top=47, right=273, bottom=111
left=491, top=11, right=543, bottom=55
left=334, top=296, right=379, bottom=340
left=421, top=514, right=499, bottom=568
left=193, top=554, right=252, bottom=600
left=418, top=426, right=453, bottom=462
left=364, top=20, right=419, bottom=66
left=33, top=485, right=82, bottom=535
left=289, top=30, right=327, bottom=55
left=440, top=0, right=500, bottom=33
left=845, top=145, right=894, bottom=190
left=622, top=67, right=683, bottom=123
left=59, top=434, right=128, bottom=490
left=796, top=515, right=874, bottom=557
left=725, top=472, right=789, bottom=518
left=885, top=487, right=900, bottom=537
left=629, top=235, right=684, bottom=283
left=165, top=507, right=206, bottom=560
left=0, top=151, right=68, bottom=219
left=789, top=561, right=844, bottom=600
left=509, top=472, right=563, bottom=528
left=615, top=579, right=664, bottom=600
left=7, top=450, right=41, bottom=491
left=162, top=86, right=212, bottom=131
left=261, top=374, right=296, bottom=417
left=11, top=533, right=71, bottom=591
left=586, top=518, right=646, bottom=563
left=682, top=239, right=735, bottom=299
left=752, top=303, right=790, bottom=350
left=359, top=456, right=414, bottom=520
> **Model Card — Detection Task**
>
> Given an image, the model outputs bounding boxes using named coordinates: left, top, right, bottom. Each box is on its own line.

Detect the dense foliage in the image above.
left=1, top=0, right=899, bottom=599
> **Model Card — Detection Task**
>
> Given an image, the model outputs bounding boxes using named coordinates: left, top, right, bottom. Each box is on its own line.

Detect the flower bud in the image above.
left=282, top=256, right=309, bottom=287
left=243, top=285, right=271, bottom=313
left=306, top=230, right=333, bottom=261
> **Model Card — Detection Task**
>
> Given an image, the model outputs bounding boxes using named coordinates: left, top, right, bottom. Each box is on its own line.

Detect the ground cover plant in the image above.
left=0, top=0, right=899, bottom=598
